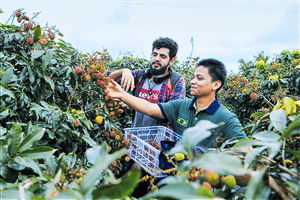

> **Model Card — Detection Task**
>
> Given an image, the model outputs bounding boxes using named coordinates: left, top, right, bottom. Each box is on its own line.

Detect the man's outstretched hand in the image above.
left=105, top=79, right=125, bottom=99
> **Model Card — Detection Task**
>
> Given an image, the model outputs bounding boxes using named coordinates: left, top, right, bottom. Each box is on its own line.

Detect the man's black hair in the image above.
left=152, top=37, right=178, bottom=59
left=196, top=58, right=227, bottom=93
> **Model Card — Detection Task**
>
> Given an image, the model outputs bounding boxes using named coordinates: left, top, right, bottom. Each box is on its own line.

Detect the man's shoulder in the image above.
left=216, top=104, right=236, bottom=118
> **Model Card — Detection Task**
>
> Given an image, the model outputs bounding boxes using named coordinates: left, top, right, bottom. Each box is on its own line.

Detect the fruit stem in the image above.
left=5, top=9, right=20, bottom=24
left=261, top=156, right=299, bottom=180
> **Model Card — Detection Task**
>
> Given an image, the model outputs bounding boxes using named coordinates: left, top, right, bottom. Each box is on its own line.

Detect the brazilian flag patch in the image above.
left=177, top=117, right=189, bottom=127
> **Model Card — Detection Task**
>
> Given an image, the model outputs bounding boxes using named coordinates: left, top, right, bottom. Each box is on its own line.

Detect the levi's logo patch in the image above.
left=177, top=117, right=189, bottom=127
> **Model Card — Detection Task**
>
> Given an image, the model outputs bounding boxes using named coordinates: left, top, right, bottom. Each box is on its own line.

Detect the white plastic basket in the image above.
left=124, top=126, right=205, bottom=178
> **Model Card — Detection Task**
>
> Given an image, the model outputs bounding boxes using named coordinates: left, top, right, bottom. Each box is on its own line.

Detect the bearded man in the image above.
left=108, top=37, right=186, bottom=128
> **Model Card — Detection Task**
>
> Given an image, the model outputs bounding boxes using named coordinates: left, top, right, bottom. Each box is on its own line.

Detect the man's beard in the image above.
left=149, top=61, right=170, bottom=76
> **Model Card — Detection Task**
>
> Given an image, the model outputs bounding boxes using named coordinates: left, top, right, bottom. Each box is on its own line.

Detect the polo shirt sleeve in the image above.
left=158, top=99, right=181, bottom=125
left=223, top=114, right=247, bottom=141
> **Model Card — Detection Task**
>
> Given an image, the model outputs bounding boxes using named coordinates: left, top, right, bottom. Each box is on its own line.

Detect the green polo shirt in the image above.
left=158, top=97, right=246, bottom=148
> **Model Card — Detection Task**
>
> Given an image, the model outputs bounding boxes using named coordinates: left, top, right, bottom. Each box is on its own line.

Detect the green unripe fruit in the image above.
left=205, top=172, right=220, bottom=188
left=174, top=153, right=185, bottom=161
left=222, top=175, right=236, bottom=189
left=95, top=116, right=103, bottom=124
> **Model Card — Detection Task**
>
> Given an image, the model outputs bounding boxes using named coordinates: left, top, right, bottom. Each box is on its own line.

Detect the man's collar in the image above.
left=188, top=97, right=221, bottom=114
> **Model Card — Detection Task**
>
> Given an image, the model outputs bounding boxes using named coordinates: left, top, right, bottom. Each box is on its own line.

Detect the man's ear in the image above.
left=170, top=57, right=176, bottom=65
left=213, top=80, right=222, bottom=91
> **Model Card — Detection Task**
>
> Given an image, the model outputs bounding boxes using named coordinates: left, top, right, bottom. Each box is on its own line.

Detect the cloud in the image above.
left=106, top=3, right=131, bottom=24
left=250, top=5, right=299, bottom=45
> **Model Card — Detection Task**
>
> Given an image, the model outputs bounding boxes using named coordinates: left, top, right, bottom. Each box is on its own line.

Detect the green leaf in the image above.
left=1, top=67, right=14, bottom=84
left=81, top=135, right=98, bottom=147
left=0, top=107, right=9, bottom=120
left=0, top=86, right=15, bottom=99
left=270, top=110, right=287, bottom=133
left=86, top=143, right=108, bottom=165
left=92, top=164, right=141, bottom=199
left=0, top=142, right=8, bottom=164
left=30, top=103, right=45, bottom=121
left=0, top=166, right=18, bottom=183
left=0, top=126, right=7, bottom=137
left=27, top=66, right=35, bottom=83
left=46, top=156, right=57, bottom=177
left=19, top=146, right=56, bottom=159
left=169, top=120, right=217, bottom=160
left=44, top=75, right=54, bottom=90
left=250, top=112, right=264, bottom=118
left=14, top=157, right=43, bottom=177
left=244, top=146, right=268, bottom=167
left=33, top=25, right=42, bottom=42
left=252, top=131, right=280, bottom=142
left=66, top=153, right=76, bottom=168
left=232, top=139, right=266, bottom=148
left=283, top=116, right=300, bottom=138
left=55, top=153, right=65, bottom=175
left=18, top=127, right=45, bottom=152
left=42, top=49, right=54, bottom=67
left=245, top=169, right=268, bottom=199
left=0, top=189, right=21, bottom=199
left=24, top=121, right=33, bottom=137
left=266, top=141, right=282, bottom=160
left=81, top=149, right=125, bottom=195
left=52, top=190, right=84, bottom=200
left=141, top=183, right=211, bottom=199
left=7, top=123, right=22, bottom=157
left=286, top=149, right=300, bottom=160
left=20, top=49, right=28, bottom=59
left=31, top=50, right=45, bottom=59
left=191, top=152, right=249, bottom=175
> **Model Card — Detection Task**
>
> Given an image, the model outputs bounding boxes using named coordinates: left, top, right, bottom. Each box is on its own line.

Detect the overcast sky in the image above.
left=1, top=0, right=299, bottom=73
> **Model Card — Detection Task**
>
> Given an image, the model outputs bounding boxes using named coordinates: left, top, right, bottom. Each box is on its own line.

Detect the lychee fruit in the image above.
left=123, top=139, right=129, bottom=145
left=39, top=38, right=47, bottom=46
left=15, top=11, right=22, bottom=17
left=48, top=33, right=55, bottom=40
left=97, top=80, right=106, bottom=87
left=84, top=75, right=90, bottom=81
left=250, top=93, right=258, bottom=100
left=28, top=38, right=34, bottom=45
left=75, top=68, right=82, bottom=74
left=112, top=161, right=117, bottom=167
left=17, top=17, right=22, bottom=23
left=205, top=172, right=221, bottom=188
left=262, top=108, right=269, bottom=114
left=24, top=23, right=33, bottom=31
left=235, top=173, right=251, bottom=187
left=110, top=131, right=116, bottom=137
left=104, top=96, right=110, bottom=101
left=117, top=109, right=124, bottom=114
left=127, top=133, right=132, bottom=139
left=74, top=119, right=80, bottom=127
left=125, top=156, right=131, bottom=162
left=115, top=135, right=120, bottom=140
left=222, top=175, right=236, bottom=189
left=24, top=16, right=30, bottom=20
left=202, top=181, right=212, bottom=191
left=95, top=116, right=103, bottom=124
left=110, top=111, right=115, bottom=116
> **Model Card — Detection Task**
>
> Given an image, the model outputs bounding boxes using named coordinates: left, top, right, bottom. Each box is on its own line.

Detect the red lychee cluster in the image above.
left=105, top=97, right=125, bottom=118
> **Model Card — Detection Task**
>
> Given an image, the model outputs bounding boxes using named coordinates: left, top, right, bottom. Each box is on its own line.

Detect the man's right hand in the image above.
left=121, top=69, right=135, bottom=92
left=105, top=79, right=125, bottom=100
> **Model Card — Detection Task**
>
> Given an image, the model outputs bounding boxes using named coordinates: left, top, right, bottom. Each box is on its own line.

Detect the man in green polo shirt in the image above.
left=105, top=58, right=247, bottom=148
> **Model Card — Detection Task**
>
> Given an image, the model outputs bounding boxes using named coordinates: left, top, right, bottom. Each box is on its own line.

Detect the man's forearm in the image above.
left=120, top=92, right=163, bottom=119
left=108, top=69, right=123, bottom=80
